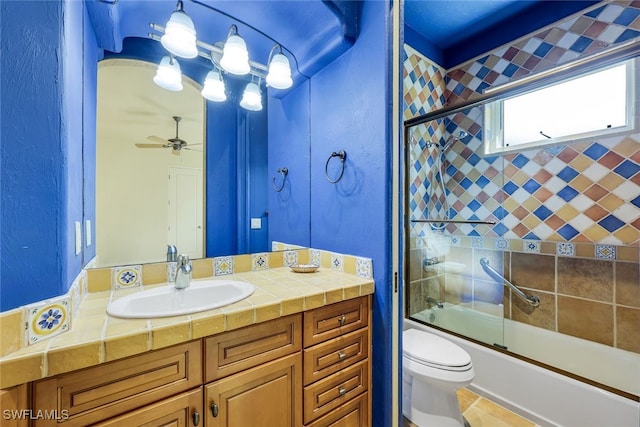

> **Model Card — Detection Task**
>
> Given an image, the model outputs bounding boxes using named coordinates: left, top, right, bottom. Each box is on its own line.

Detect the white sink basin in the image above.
left=107, top=280, right=255, bottom=318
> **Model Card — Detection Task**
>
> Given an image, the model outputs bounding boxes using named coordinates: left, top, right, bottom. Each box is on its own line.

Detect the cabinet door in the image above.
left=305, top=392, right=369, bottom=427
left=205, top=353, right=302, bottom=427
left=92, top=388, right=203, bottom=427
left=0, top=384, right=29, bottom=427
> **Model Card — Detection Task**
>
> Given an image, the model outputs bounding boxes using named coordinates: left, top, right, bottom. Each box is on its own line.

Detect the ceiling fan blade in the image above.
left=186, top=143, right=203, bottom=146
left=135, top=143, right=168, bottom=148
left=147, top=135, right=170, bottom=144
left=183, top=147, right=202, bottom=152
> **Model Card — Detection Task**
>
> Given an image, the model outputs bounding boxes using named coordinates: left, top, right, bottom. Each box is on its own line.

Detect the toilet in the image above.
left=403, top=328, right=475, bottom=427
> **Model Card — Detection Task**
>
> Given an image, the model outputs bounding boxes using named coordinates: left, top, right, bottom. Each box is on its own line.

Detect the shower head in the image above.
left=442, top=130, right=468, bottom=148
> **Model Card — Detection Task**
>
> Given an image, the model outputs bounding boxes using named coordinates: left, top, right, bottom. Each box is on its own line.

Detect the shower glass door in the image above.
left=405, top=105, right=507, bottom=348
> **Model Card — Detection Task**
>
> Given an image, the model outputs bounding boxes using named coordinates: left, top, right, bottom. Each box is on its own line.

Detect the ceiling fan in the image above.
left=136, top=116, right=202, bottom=154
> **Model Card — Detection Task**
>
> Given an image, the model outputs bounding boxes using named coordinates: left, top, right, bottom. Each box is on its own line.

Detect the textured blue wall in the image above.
left=1, top=1, right=99, bottom=312
left=309, top=1, right=393, bottom=425
left=267, top=80, right=312, bottom=247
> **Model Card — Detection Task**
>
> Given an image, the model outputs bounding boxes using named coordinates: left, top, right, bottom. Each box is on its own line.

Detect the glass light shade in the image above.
left=220, top=34, right=250, bottom=75
left=161, top=10, right=198, bottom=58
left=201, top=70, right=227, bottom=102
left=266, top=53, right=293, bottom=89
left=153, top=56, right=183, bottom=91
left=239, top=82, right=263, bottom=111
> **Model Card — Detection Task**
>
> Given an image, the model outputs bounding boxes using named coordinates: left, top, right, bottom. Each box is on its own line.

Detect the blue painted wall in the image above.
left=267, top=80, right=312, bottom=247
left=308, top=1, right=393, bottom=425
left=1, top=1, right=96, bottom=311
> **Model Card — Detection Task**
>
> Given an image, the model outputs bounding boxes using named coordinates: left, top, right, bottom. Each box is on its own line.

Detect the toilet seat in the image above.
left=403, top=328, right=472, bottom=372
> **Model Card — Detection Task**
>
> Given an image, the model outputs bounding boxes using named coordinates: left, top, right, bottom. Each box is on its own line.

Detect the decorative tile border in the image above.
left=113, top=265, right=141, bottom=289
left=595, top=244, right=617, bottom=259
left=557, top=242, right=576, bottom=257
left=523, top=239, right=542, bottom=253
left=25, top=296, right=71, bottom=346
left=283, top=250, right=299, bottom=267
left=331, top=253, right=344, bottom=272
left=356, top=258, right=373, bottom=279
left=214, top=257, right=233, bottom=276
left=251, top=253, right=269, bottom=271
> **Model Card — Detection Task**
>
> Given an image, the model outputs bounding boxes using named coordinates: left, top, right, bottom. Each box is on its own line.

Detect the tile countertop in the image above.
left=0, top=267, right=374, bottom=389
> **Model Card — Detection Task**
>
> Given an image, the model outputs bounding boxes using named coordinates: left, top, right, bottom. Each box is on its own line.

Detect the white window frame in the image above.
left=484, top=58, right=637, bottom=155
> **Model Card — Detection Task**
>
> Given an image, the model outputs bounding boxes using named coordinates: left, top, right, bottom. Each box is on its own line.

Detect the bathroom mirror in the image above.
left=92, top=44, right=311, bottom=268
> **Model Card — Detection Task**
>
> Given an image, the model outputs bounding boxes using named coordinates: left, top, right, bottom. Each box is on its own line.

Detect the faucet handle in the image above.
left=177, top=254, right=190, bottom=265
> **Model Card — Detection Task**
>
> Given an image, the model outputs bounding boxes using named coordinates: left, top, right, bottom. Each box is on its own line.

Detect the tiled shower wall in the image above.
left=404, top=1, right=639, bottom=354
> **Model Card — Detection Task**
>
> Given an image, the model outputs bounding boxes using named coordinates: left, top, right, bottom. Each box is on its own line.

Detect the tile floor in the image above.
left=402, top=388, right=542, bottom=427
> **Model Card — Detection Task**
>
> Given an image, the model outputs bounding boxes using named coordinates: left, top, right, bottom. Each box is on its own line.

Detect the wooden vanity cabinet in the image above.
left=32, top=341, right=202, bottom=426
left=204, top=314, right=303, bottom=427
left=27, top=297, right=371, bottom=427
left=302, top=296, right=371, bottom=427
left=0, top=384, right=29, bottom=427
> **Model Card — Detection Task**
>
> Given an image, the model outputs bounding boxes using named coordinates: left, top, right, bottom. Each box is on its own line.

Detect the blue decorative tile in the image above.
left=26, top=297, right=71, bottom=345
left=569, top=36, right=593, bottom=53
left=557, top=166, right=579, bottom=182
left=284, top=251, right=299, bottom=267
left=113, top=265, right=141, bottom=289
left=533, top=205, right=553, bottom=220
left=595, top=244, right=616, bottom=260
left=583, top=143, right=608, bottom=160
left=614, top=8, right=640, bottom=26
left=450, top=235, right=461, bottom=247
left=599, top=215, right=625, bottom=232
left=557, top=242, right=575, bottom=257
left=331, top=253, right=344, bottom=272
left=310, top=249, right=321, bottom=266
left=512, top=154, right=530, bottom=168
left=557, top=224, right=579, bottom=240
left=356, top=257, right=373, bottom=279
left=614, top=28, right=640, bottom=43
left=631, top=195, right=640, bottom=209
left=471, top=236, right=483, bottom=248
left=503, top=181, right=519, bottom=195
left=613, top=160, right=640, bottom=179
left=557, top=186, right=579, bottom=202
left=468, top=199, right=482, bottom=212
left=475, top=175, right=490, bottom=188
left=252, top=253, right=269, bottom=271
left=495, top=239, right=510, bottom=251
left=522, top=179, right=541, bottom=194
left=523, top=240, right=541, bottom=253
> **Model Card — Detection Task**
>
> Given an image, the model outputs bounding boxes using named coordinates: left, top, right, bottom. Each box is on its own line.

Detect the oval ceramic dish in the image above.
left=290, top=264, right=319, bottom=273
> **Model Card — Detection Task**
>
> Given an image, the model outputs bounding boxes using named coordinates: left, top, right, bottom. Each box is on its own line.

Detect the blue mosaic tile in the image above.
left=492, top=206, right=508, bottom=220
left=615, top=29, right=640, bottom=44
left=413, top=160, right=422, bottom=173
left=512, top=154, right=530, bottom=169
left=583, top=142, right=608, bottom=160
left=614, top=8, right=640, bottom=26
left=613, top=159, right=640, bottom=179
left=459, top=177, right=473, bottom=190
left=503, top=181, right=519, bottom=195
left=493, top=223, right=509, bottom=236
left=557, top=186, right=579, bottom=202
left=477, top=82, right=491, bottom=93
left=585, top=5, right=606, bottom=18
left=477, top=66, right=490, bottom=79
left=468, top=153, right=481, bottom=166
left=570, top=36, right=593, bottom=53
left=599, top=215, right=625, bottom=232
left=476, top=175, right=490, bottom=188
left=446, top=164, right=457, bottom=176
left=631, top=195, right=640, bottom=209
left=468, top=199, right=482, bottom=212
left=533, top=205, right=553, bottom=220
left=557, top=224, right=579, bottom=240
left=522, top=179, right=542, bottom=194
left=523, top=232, right=540, bottom=240
left=484, top=155, right=499, bottom=164
left=557, top=166, right=579, bottom=182
left=453, top=83, right=465, bottom=96
left=533, top=41, right=553, bottom=58
left=503, top=63, right=519, bottom=77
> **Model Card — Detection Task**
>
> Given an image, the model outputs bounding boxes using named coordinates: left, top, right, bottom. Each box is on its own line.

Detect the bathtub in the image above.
left=406, top=305, right=640, bottom=427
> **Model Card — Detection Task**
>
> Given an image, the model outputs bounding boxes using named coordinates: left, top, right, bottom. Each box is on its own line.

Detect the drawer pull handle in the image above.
left=338, top=386, right=347, bottom=396
left=338, top=315, right=347, bottom=326
left=211, top=403, right=219, bottom=418
left=193, top=411, right=200, bottom=426
left=338, top=351, right=347, bottom=360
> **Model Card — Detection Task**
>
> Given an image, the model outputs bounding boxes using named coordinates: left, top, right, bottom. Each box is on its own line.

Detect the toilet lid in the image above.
left=403, top=328, right=471, bottom=368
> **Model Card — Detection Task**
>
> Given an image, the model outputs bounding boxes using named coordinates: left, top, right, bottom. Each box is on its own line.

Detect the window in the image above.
left=484, top=59, right=636, bottom=154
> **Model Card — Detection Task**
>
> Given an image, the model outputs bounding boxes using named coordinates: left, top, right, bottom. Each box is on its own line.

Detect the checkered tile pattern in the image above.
left=404, top=1, right=640, bottom=246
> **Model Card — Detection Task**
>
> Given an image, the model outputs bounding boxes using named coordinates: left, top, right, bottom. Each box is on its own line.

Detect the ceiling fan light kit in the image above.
left=137, top=116, right=202, bottom=154
left=150, top=1, right=294, bottom=111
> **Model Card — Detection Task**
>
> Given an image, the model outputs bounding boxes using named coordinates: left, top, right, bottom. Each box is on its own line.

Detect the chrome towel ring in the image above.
left=325, top=150, right=347, bottom=183
left=272, top=167, right=288, bottom=192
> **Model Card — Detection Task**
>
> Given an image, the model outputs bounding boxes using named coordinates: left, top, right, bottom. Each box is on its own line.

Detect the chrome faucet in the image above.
left=425, top=296, right=444, bottom=309
left=175, top=254, right=192, bottom=289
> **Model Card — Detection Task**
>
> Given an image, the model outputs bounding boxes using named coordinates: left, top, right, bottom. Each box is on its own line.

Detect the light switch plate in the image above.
left=75, top=221, right=82, bottom=255
left=85, top=220, right=92, bottom=247
left=250, top=218, right=262, bottom=229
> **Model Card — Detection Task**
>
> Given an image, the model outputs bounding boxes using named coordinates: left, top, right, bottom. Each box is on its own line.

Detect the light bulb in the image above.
left=240, top=82, right=263, bottom=111
left=153, top=56, right=183, bottom=91
left=220, top=31, right=250, bottom=75
left=266, top=52, right=293, bottom=89
left=161, top=5, right=197, bottom=59
left=201, top=70, right=227, bottom=102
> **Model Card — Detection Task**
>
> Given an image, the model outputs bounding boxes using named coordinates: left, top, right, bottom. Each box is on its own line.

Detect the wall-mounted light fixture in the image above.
left=150, top=1, right=294, bottom=111
left=153, top=55, right=183, bottom=91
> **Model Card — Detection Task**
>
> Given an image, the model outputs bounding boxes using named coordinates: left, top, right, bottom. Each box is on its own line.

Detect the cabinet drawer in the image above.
left=304, top=297, right=369, bottom=347
left=305, top=392, right=369, bottom=427
left=205, top=353, right=302, bottom=427
left=205, top=314, right=301, bottom=382
left=303, top=360, right=369, bottom=424
left=304, top=328, right=369, bottom=385
left=93, top=388, right=203, bottom=427
left=32, top=341, right=202, bottom=426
